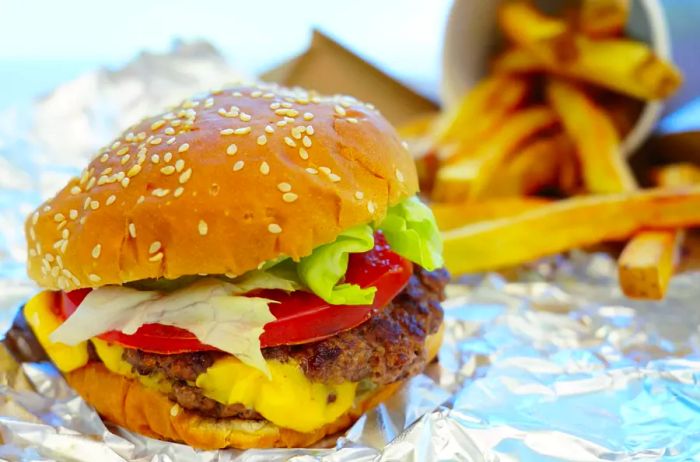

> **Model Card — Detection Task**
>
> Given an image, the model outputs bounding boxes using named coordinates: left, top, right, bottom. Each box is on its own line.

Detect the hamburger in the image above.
left=22, top=83, right=448, bottom=449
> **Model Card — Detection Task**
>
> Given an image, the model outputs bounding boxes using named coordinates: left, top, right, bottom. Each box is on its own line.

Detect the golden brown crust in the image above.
left=25, top=83, right=418, bottom=290
left=65, top=324, right=443, bottom=449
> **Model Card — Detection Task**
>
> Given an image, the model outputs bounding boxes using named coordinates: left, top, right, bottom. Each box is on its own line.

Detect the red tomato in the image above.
left=58, top=233, right=412, bottom=353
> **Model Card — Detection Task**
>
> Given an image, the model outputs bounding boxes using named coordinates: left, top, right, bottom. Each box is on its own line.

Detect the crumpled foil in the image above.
left=3, top=41, right=700, bottom=461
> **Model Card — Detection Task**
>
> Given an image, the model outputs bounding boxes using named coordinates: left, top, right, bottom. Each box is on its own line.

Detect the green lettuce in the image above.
left=378, top=196, right=444, bottom=271
left=296, top=224, right=376, bottom=305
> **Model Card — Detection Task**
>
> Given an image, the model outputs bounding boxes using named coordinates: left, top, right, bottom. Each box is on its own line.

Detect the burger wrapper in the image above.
left=3, top=41, right=700, bottom=461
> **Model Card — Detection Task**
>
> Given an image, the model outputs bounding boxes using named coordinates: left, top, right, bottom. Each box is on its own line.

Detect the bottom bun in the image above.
left=66, top=322, right=444, bottom=449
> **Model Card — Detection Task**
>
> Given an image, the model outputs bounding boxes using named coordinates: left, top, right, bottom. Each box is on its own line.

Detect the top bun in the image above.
left=25, top=83, right=418, bottom=290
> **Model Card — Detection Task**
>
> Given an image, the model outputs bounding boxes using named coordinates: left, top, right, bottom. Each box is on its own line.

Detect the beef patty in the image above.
left=120, top=266, right=448, bottom=420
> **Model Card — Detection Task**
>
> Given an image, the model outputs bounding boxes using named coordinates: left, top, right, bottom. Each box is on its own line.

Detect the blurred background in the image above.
left=1, top=0, right=697, bottom=112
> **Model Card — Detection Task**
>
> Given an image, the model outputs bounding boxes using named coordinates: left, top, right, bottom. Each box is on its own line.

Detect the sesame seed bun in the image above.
left=64, top=323, right=443, bottom=449
left=25, top=84, right=418, bottom=290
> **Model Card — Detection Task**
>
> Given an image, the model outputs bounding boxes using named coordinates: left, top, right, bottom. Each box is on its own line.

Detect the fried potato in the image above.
left=433, top=106, right=558, bottom=202
left=579, top=0, right=630, bottom=38
left=397, top=112, right=439, bottom=140
left=618, top=163, right=700, bottom=299
left=498, top=1, right=682, bottom=100
left=432, top=197, right=550, bottom=231
left=498, top=1, right=568, bottom=44
left=546, top=78, right=636, bottom=194
left=443, top=186, right=700, bottom=274
left=492, top=47, right=547, bottom=74
left=433, top=75, right=529, bottom=148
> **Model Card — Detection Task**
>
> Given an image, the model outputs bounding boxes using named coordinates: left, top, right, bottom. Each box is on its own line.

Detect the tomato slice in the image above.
left=58, top=233, right=412, bottom=353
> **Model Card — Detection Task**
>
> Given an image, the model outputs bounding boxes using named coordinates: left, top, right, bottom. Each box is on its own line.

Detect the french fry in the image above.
left=579, top=0, right=630, bottom=39
left=618, top=163, right=700, bottom=299
left=433, top=106, right=558, bottom=202
left=397, top=112, right=439, bottom=140
left=618, top=231, right=681, bottom=299
left=442, top=185, right=700, bottom=275
left=498, top=1, right=568, bottom=44
left=481, top=134, right=573, bottom=197
left=492, top=47, right=547, bottom=74
left=467, top=106, right=559, bottom=199
left=498, top=2, right=682, bottom=100
left=432, top=197, right=549, bottom=231
left=653, top=163, right=700, bottom=187
left=433, top=75, right=529, bottom=147
left=546, top=78, right=636, bottom=194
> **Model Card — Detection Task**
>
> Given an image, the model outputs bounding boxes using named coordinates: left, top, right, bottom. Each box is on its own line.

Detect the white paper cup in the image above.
left=440, top=0, right=671, bottom=156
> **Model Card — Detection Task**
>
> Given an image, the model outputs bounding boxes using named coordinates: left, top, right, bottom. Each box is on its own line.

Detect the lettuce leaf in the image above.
left=296, top=225, right=376, bottom=305
left=379, top=196, right=444, bottom=271
left=49, top=276, right=299, bottom=377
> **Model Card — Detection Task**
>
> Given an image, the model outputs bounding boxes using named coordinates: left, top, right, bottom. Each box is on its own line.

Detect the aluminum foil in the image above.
left=3, top=41, right=700, bottom=461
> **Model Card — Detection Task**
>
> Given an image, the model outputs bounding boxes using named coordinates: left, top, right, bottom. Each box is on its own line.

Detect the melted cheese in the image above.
left=24, top=291, right=358, bottom=432
left=196, top=357, right=358, bottom=433
left=24, top=291, right=89, bottom=372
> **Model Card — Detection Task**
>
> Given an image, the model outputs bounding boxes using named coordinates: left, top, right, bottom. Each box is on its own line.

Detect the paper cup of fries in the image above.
left=441, top=0, right=673, bottom=156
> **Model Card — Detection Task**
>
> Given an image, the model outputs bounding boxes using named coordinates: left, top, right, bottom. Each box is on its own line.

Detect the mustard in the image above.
left=24, top=291, right=89, bottom=372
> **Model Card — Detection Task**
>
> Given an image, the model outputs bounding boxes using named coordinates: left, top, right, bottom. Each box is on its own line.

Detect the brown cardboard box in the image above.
left=261, top=30, right=438, bottom=127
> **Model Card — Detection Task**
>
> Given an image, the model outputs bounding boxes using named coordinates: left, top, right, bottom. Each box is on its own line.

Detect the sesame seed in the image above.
left=334, top=105, right=347, bottom=116
left=151, top=120, right=165, bottom=131
left=32, top=212, right=39, bottom=225
left=170, top=403, right=181, bottom=417
left=128, top=223, right=136, bottom=238
left=284, top=137, right=296, bottom=147
left=161, top=166, right=176, bottom=175
left=240, top=113, right=252, bottom=122
left=277, top=182, right=292, bottom=192
left=178, top=143, right=190, bottom=153
left=120, top=154, right=131, bottom=165
left=233, top=160, right=245, bottom=171
left=347, top=118, right=358, bottom=124
left=91, top=244, right=101, bottom=259
left=164, top=127, right=175, bottom=135
left=328, top=173, right=341, bottom=182
left=234, top=127, right=252, bottom=135
left=100, top=153, right=109, bottom=163
left=152, top=188, right=170, bottom=197
left=53, top=213, right=65, bottom=222
left=179, top=168, right=192, bottom=184
left=276, top=120, right=287, bottom=127
left=302, top=136, right=312, bottom=148
left=126, top=165, right=141, bottom=177
left=120, top=177, right=130, bottom=188
left=70, top=186, right=81, bottom=195
left=260, top=161, right=270, bottom=175
left=149, top=252, right=164, bottom=262
left=198, top=220, right=208, bottom=236
left=150, top=137, right=162, bottom=145
left=303, top=112, right=314, bottom=120
left=268, top=223, right=282, bottom=234
left=355, top=191, right=364, bottom=200
left=106, top=195, right=116, bottom=206
left=306, top=126, right=315, bottom=135
left=61, top=229, right=69, bottom=239
left=319, top=166, right=331, bottom=175
left=164, top=152, right=173, bottom=162
left=151, top=154, right=160, bottom=163
left=251, top=90, right=262, bottom=98
left=116, top=146, right=129, bottom=156
left=299, top=147, right=309, bottom=160
left=368, top=201, right=376, bottom=214
left=257, top=135, right=267, bottom=146
left=265, top=125, right=274, bottom=134
left=220, top=128, right=234, bottom=135
left=149, top=241, right=161, bottom=254
left=175, top=159, right=185, bottom=172
left=90, top=200, right=100, bottom=210
left=167, top=137, right=176, bottom=145
left=282, top=192, right=298, bottom=203
left=281, top=102, right=293, bottom=108
left=88, top=274, right=101, bottom=283
left=226, top=144, right=238, bottom=155
left=305, top=167, right=318, bottom=175
left=111, top=141, right=121, bottom=150
left=137, top=195, right=145, bottom=204
left=174, top=187, right=184, bottom=197
left=395, top=169, right=405, bottom=182
left=69, top=209, right=78, bottom=220
left=270, top=102, right=281, bottom=110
